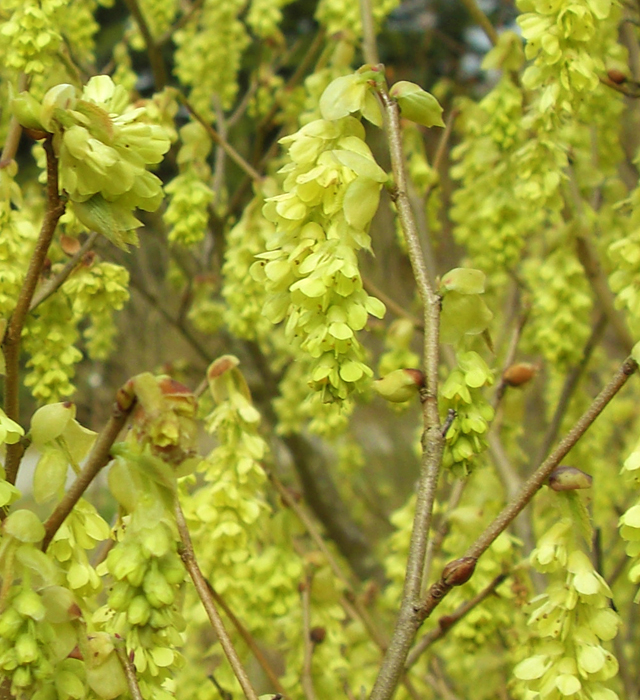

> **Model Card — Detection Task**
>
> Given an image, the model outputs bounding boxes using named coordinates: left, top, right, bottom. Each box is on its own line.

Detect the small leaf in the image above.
left=555, top=674, right=581, bottom=696
left=440, top=293, right=493, bottom=344
left=343, top=178, right=381, bottom=229
left=319, top=75, right=363, bottom=120
left=389, top=81, right=445, bottom=128
left=4, top=510, right=45, bottom=543
left=72, top=194, right=141, bottom=250
left=513, top=655, right=548, bottom=680
left=365, top=296, right=386, bottom=318
left=33, top=447, right=68, bottom=504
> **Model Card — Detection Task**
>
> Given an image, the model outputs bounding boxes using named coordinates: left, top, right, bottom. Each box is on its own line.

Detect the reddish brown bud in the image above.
left=309, top=626, right=326, bottom=644
left=548, top=465, right=592, bottom=491
left=207, top=355, right=240, bottom=381
left=60, top=234, right=81, bottom=256
left=68, top=645, right=83, bottom=660
left=23, top=127, right=48, bottom=141
left=502, top=362, right=537, bottom=387
left=442, top=557, right=476, bottom=586
left=607, top=69, right=627, bottom=84
left=82, top=250, right=96, bottom=267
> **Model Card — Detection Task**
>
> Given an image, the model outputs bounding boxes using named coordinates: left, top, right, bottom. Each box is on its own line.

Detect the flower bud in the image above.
left=40, top=83, right=77, bottom=132
left=442, top=556, right=476, bottom=586
left=607, top=69, right=626, bottom=84
left=12, top=92, right=45, bottom=132
left=502, top=362, right=537, bottom=387
left=389, top=81, right=445, bottom=128
left=310, top=626, right=326, bottom=644
left=373, top=368, right=425, bottom=402
left=30, top=402, right=75, bottom=446
left=548, top=466, right=592, bottom=491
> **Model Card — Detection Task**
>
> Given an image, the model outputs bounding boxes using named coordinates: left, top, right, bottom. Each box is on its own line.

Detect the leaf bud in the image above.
left=30, top=401, right=76, bottom=446
left=502, top=362, right=538, bottom=387
left=442, top=556, right=476, bottom=586
left=389, top=81, right=445, bottom=128
left=548, top=466, right=593, bottom=491
left=12, top=92, right=45, bottom=132
left=373, top=368, right=425, bottom=402
left=607, top=69, right=627, bottom=84
left=40, top=84, right=77, bottom=132
left=309, top=626, right=326, bottom=644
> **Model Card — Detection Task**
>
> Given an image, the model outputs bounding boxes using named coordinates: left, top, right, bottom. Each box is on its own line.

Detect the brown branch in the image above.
left=175, top=502, right=260, bottom=700
left=369, top=82, right=444, bottom=700
left=115, top=640, right=144, bottom=700
left=416, top=356, right=638, bottom=623
left=205, top=580, right=288, bottom=698
left=122, top=0, right=167, bottom=89
left=177, top=93, right=263, bottom=183
left=407, top=572, right=508, bottom=668
left=42, top=388, right=137, bottom=551
left=533, top=312, right=608, bottom=466
left=29, top=232, right=99, bottom=312
left=2, top=134, right=66, bottom=485
left=266, top=469, right=388, bottom=651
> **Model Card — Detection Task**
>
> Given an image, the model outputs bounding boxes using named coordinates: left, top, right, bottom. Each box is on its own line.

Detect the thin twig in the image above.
left=115, top=640, right=144, bottom=700
left=362, top=276, right=423, bottom=329
left=175, top=502, right=260, bottom=700
left=492, top=307, right=530, bottom=411
left=417, top=356, right=638, bottom=623
left=421, top=479, right=465, bottom=597
left=3, top=134, right=66, bottom=485
left=177, top=93, right=263, bottom=183
left=42, top=389, right=137, bottom=551
left=205, top=580, right=288, bottom=697
left=266, top=469, right=388, bottom=651
left=29, top=232, right=99, bottom=312
left=422, top=108, right=458, bottom=206
left=407, top=572, right=508, bottom=668
left=459, top=0, right=499, bottom=45
left=301, top=576, right=318, bottom=700
left=157, top=0, right=204, bottom=45
left=534, top=312, right=608, bottom=466
left=122, top=0, right=167, bottom=89
left=359, top=0, right=379, bottom=65
left=369, top=81, right=444, bottom=700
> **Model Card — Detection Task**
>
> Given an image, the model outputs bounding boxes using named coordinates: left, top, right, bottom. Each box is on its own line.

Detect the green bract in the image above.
left=389, top=81, right=445, bottom=128
left=38, top=76, right=171, bottom=248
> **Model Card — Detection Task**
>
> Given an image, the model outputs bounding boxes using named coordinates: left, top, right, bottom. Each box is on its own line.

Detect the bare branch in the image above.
left=369, top=81, right=444, bottom=700
left=115, top=640, right=145, bottom=700
left=29, top=232, right=99, bottom=312
left=3, top=134, right=66, bottom=485
left=175, top=502, right=260, bottom=700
